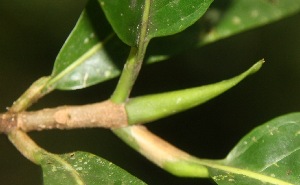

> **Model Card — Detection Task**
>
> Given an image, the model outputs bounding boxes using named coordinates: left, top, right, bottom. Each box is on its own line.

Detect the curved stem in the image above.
left=8, top=129, right=46, bottom=164
left=113, top=125, right=210, bottom=178
left=9, top=77, right=51, bottom=113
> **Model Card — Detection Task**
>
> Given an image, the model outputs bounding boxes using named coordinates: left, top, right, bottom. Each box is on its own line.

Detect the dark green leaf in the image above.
left=147, top=0, right=300, bottom=62
left=41, top=151, right=146, bottom=185
left=208, top=113, right=300, bottom=185
left=98, top=0, right=213, bottom=46
left=199, top=0, right=300, bottom=45
left=146, top=0, right=213, bottom=39
left=47, top=0, right=300, bottom=90
left=47, top=0, right=128, bottom=90
left=97, top=0, right=143, bottom=46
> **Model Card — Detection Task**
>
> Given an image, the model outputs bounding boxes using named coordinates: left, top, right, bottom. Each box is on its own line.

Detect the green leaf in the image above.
left=47, top=0, right=128, bottom=90
left=200, top=0, right=300, bottom=45
left=208, top=113, right=300, bottom=185
left=147, top=0, right=300, bottom=62
left=47, top=0, right=300, bottom=90
left=126, top=60, right=263, bottom=125
left=98, top=0, right=213, bottom=46
left=41, top=151, right=146, bottom=185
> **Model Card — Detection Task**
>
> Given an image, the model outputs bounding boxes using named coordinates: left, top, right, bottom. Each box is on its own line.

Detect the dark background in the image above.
left=0, top=0, right=300, bottom=184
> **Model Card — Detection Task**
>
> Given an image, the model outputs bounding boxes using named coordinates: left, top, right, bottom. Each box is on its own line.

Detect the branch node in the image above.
left=0, top=113, right=18, bottom=133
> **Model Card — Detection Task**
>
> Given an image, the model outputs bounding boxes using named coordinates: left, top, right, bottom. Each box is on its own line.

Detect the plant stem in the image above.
left=113, top=125, right=210, bottom=177
left=8, top=129, right=45, bottom=164
left=0, top=100, right=128, bottom=133
left=9, top=76, right=51, bottom=113
left=111, top=41, right=149, bottom=103
left=111, top=0, right=151, bottom=103
left=110, top=47, right=139, bottom=103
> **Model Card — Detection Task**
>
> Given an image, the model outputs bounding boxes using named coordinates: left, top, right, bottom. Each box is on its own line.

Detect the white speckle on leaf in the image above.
left=213, top=174, right=229, bottom=181
left=228, top=178, right=235, bottom=182
left=268, top=126, right=279, bottom=136
left=232, top=16, right=241, bottom=25
left=120, top=13, right=123, bottom=16
left=52, top=166, right=57, bottom=172
left=271, top=173, right=276, bottom=177
left=295, top=130, right=300, bottom=136
left=84, top=38, right=89, bottom=44
left=243, top=141, right=248, bottom=145
left=104, top=70, right=111, bottom=77
left=76, top=167, right=83, bottom=171
left=252, top=136, right=258, bottom=143
left=130, top=0, right=137, bottom=9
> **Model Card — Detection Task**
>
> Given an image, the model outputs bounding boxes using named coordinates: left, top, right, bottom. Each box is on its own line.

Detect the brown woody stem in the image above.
left=1, top=100, right=127, bottom=133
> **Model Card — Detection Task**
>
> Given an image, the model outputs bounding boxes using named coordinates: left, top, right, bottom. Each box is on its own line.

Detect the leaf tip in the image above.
left=249, top=59, right=265, bottom=74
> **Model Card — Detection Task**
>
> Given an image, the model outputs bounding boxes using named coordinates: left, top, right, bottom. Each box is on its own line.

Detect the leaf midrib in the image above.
left=198, top=159, right=295, bottom=185
left=46, top=33, right=114, bottom=89
left=44, top=153, right=85, bottom=185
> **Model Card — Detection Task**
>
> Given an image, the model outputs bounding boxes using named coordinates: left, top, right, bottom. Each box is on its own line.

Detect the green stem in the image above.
left=8, top=129, right=46, bottom=164
left=113, top=125, right=210, bottom=177
left=110, top=47, right=138, bottom=103
left=111, top=0, right=151, bottom=103
left=9, top=76, right=51, bottom=113
left=111, top=41, right=150, bottom=103
left=8, top=129, right=82, bottom=184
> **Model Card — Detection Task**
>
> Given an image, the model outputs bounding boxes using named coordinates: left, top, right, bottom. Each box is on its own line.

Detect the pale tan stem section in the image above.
left=130, top=125, right=191, bottom=166
left=8, top=129, right=45, bottom=164
left=1, top=100, right=127, bottom=133
left=115, top=125, right=209, bottom=177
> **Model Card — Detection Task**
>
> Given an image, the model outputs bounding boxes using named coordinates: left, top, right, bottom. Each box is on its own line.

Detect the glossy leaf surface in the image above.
left=48, top=0, right=300, bottom=90
left=199, top=0, right=300, bottom=44
left=48, top=0, right=128, bottom=90
left=208, top=113, right=300, bottom=184
left=147, top=0, right=300, bottom=62
left=41, top=151, right=146, bottom=185
left=98, top=0, right=213, bottom=46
